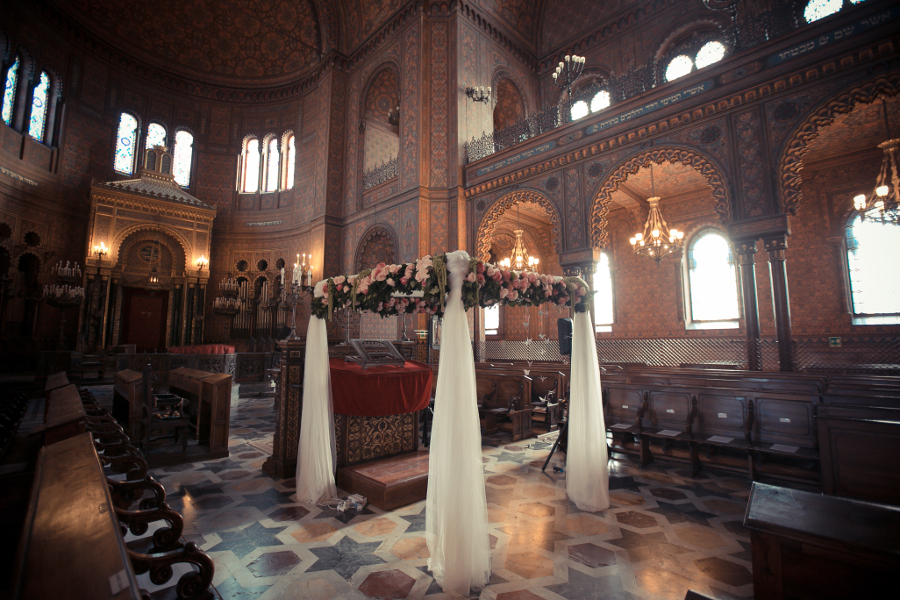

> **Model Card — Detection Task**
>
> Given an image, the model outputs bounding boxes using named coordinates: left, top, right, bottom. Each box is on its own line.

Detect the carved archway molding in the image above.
left=476, top=190, right=562, bottom=263
left=354, top=223, right=399, bottom=272
left=116, top=229, right=186, bottom=276
left=111, top=223, right=190, bottom=271
left=589, top=147, right=731, bottom=250
left=778, top=73, right=900, bottom=216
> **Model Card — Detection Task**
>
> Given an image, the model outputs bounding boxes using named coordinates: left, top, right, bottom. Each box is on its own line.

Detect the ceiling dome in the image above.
left=51, top=0, right=326, bottom=88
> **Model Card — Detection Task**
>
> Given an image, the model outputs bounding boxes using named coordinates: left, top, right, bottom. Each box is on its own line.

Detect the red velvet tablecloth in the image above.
left=329, top=358, right=433, bottom=417
left=169, top=344, right=236, bottom=355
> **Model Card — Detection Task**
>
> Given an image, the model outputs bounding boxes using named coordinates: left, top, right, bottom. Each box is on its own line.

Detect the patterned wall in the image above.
left=493, top=77, right=525, bottom=131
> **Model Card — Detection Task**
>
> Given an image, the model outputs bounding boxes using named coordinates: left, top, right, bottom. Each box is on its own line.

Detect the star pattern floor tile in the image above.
left=117, top=390, right=758, bottom=600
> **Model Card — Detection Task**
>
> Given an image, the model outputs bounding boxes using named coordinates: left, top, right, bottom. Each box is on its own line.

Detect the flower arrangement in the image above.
left=312, top=253, right=591, bottom=320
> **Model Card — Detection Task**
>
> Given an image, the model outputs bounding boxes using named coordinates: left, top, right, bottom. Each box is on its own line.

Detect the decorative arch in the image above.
left=588, top=147, right=732, bottom=250
left=476, top=190, right=562, bottom=263
left=778, top=73, right=900, bottom=216
left=361, top=61, right=401, bottom=122
left=111, top=223, right=189, bottom=270
left=491, top=70, right=529, bottom=126
left=354, top=223, right=399, bottom=272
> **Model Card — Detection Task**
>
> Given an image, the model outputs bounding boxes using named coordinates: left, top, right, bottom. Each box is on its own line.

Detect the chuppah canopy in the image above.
left=298, top=250, right=609, bottom=595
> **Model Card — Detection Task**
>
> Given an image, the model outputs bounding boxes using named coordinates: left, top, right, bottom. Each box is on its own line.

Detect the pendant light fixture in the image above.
left=629, top=162, right=684, bottom=264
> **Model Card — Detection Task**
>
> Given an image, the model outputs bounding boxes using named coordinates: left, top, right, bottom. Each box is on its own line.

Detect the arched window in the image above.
left=2, top=56, right=19, bottom=126
left=173, top=130, right=193, bottom=187
left=484, top=304, right=500, bottom=336
left=264, top=136, right=279, bottom=192
left=570, top=81, right=611, bottom=121
left=590, top=90, right=611, bottom=112
left=665, top=40, right=727, bottom=83
left=845, top=215, right=900, bottom=325
left=593, top=252, right=614, bottom=332
left=284, top=133, right=295, bottom=189
left=27, top=70, right=49, bottom=141
left=145, top=122, right=167, bottom=150
left=804, top=0, right=865, bottom=23
left=242, top=138, right=260, bottom=193
left=114, top=112, right=139, bottom=175
left=571, top=100, right=590, bottom=120
left=685, top=229, right=740, bottom=328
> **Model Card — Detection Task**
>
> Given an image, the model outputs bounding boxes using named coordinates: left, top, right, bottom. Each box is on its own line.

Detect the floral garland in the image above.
left=312, top=253, right=591, bottom=320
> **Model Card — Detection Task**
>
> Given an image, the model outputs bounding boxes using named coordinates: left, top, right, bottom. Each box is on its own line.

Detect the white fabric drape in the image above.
left=565, top=310, right=610, bottom=512
left=425, top=250, right=492, bottom=595
left=295, top=316, right=337, bottom=503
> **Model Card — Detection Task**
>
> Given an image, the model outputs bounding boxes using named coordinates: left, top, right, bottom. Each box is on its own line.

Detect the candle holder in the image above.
left=43, top=282, right=85, bottom=350
left=282, top=282, right=313, bottom=341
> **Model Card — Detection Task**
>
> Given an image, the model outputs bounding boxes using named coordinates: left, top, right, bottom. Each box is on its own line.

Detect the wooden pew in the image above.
left=474, top=370, right=533, bottom=441
left=113, top=369, right=143, bottom=440
left=12, top=432, right=144, bottom=600
left=744, top=482, right=900, bottom=599
left=43, top=384, right=86, bottom=445
left=169, top=368, right=232, bottom=456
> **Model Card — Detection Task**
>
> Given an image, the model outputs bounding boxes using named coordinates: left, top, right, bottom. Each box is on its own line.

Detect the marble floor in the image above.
left=95, top=389, right=755, bottom=600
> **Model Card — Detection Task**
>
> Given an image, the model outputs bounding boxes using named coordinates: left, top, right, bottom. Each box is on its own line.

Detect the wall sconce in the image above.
left=196, top=255, right=209, bottom=271
left=465, top=86, right=492, bottom=103
left=93, top=241, right=109, bottom=260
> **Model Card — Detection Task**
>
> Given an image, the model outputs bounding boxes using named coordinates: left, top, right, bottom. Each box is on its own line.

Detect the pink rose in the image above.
left=500, top=288, right=509, bottom=299
left=477, top=274, right=485, bottom=284
left=387, top=278, right=395, bottom=286
left=390, top=264, right=401, bottom=274
left=334, top=275, right=346, bottom=285
left=527, top=273, right=537, bottom=284
left=491, top=271, right=502, bottom=282
left=508, top=290, right=519, bottom=301
left=359, top=284, right=369, bottom=295
left=557, top=296, right=568, bottom=305
left=476, top=262, right=486, bottom=274
left=400, top=277, right=409, bottom=286
left=466, top=272, right=476, bottom=283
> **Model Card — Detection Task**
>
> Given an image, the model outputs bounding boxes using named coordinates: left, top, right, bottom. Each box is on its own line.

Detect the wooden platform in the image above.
left=336, top=450, right=429, bottom=510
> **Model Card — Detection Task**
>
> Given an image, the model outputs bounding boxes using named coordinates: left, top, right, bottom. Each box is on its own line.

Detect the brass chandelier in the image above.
left=853, top=98, right=900, bottom=225
left=500, top=204, right=539, bottom=270
left=629, top=163, right=684, bottom=264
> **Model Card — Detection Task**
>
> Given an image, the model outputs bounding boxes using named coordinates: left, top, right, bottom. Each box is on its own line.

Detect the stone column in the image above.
left=764, top=235, right=794, bottom=372
left=736, top=241, right=762, bottom=371
left=262, top=338, right=306, bottom=479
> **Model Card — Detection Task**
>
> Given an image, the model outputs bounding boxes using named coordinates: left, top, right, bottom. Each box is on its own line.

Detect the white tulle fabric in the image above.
left=425, top=250, right=492, bottom=595
left=295, top=316, right=337, bottom=503
left=565, top=310, right=610, bottom=512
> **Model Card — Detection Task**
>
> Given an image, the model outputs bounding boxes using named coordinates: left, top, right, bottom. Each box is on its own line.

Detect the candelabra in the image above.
left=43, top=268, right=85, bottom=350
left=465, top=86, right=492, bottom=103
left=292, top=253, right=314, bottom=287
left=281, top=282, right=313, bottom=341
left=551, top=54, right=586, bottom=99
left=213, top=276, right=242, bottom=340
left=333, top=306, right=356, bottom=346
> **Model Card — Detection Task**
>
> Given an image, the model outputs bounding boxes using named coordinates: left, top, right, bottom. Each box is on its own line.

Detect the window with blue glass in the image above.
left=804, top=0, right=866, bottom=24
left=27, top=71, right=49, bottom=141
left=845, top=214, right=900, bottom=325
left=173, top=130, right=193, bottom=187
left=2, top=56, right=19, bottom=126
left=685, top=229, right=740, bottom=329
left=114, top=113, right=139, bottom=175
left=145, top=122, right=167, bottom=150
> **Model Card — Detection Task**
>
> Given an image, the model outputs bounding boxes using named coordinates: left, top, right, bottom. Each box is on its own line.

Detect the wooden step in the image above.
left=336, top=450, right=429, bottom=510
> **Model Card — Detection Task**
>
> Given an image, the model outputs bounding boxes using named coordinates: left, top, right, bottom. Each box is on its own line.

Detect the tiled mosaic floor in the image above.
left=95, top=389, right=754, bottom=600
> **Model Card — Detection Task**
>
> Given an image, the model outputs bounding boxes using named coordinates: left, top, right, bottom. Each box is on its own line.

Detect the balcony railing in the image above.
left=363, top=156, right=399, bottom=190
left=464, top=0, right=840, bottom=164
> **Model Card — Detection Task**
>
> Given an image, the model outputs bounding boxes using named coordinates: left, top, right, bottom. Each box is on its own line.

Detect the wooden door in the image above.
left=121, top=288, right=169, bottom=352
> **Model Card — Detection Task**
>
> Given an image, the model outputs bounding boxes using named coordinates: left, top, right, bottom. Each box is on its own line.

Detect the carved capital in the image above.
left=735, top=240, right=758, bottom=266
left=763, top=235, right=788, bottom=261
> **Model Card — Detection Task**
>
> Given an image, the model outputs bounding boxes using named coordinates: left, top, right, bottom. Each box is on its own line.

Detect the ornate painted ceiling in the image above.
left=51, top=0, right=325, bottom=87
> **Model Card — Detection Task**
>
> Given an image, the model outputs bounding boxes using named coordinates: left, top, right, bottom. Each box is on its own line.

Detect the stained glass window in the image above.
left=114, top=113, right=139, bottom=175
left=593, top=252, right=614, bottom=331
left=265, top=137, right=279, bottom=192
left=804, top=0, right=844, bottom=23
left=285, top=134, right=295, bottom=189
left=590, top=90, right=611, bottom=112
left=570, top=100, right=589, bottom=120
left=846, top=214, right=900, bottom=324
left=2, top=57, right=19, bottom=126
left=243, top=138, right=260, bottom=193
left=145, top=122, right=167, bottom=149
left=665, top=55, right=693, bottom=82
left=28, top=71, right=49, bottom=142
left=687, top=230, right=739, bottom=324
left=695, top=41, right=726, bottom=69
left=173, top=130, right=193, bottom=187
